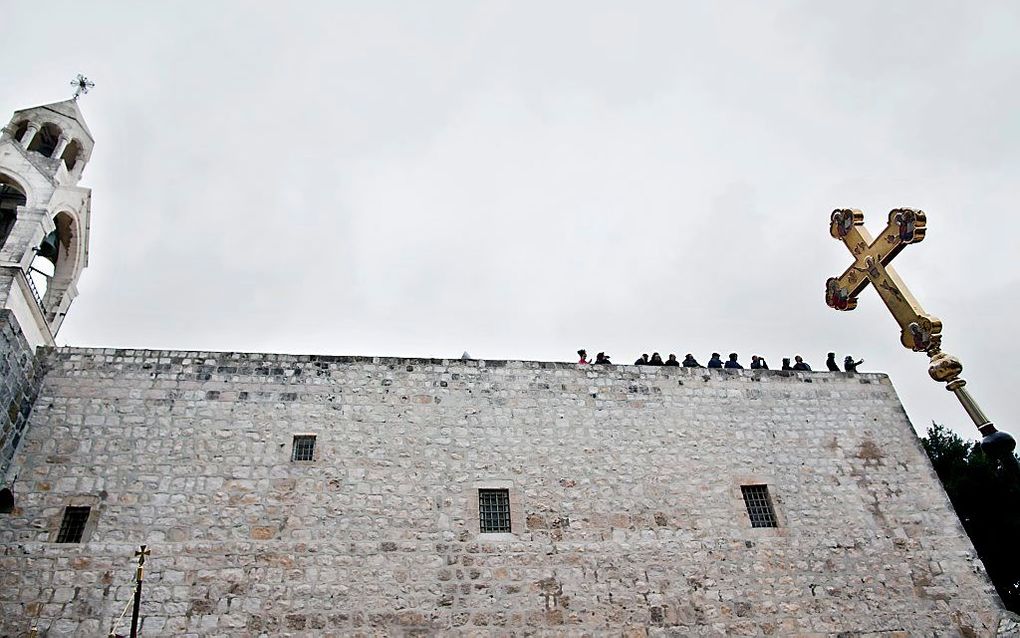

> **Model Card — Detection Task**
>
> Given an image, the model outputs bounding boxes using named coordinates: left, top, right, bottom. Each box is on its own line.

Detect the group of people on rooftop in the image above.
left=576, top=350, right=864, bottom=373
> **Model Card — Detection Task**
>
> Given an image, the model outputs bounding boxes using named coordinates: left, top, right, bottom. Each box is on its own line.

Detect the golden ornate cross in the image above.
left=825, top=208, right=942, bottom=353
left=825, top=207, right=1015, bottom=469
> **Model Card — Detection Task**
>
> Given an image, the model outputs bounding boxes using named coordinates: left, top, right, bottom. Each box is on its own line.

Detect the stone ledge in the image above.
left=49, top=346, right=889, bottom=380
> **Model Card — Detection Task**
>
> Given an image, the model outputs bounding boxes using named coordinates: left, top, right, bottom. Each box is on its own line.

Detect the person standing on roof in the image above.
left=844, top=356, right=863, bottom=373
left=826, top=352, right=840, bottom=372
left=724, top=353, right=743, bottom=369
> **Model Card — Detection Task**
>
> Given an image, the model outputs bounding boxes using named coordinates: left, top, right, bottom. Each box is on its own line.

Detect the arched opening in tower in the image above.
left=0, top=174, right=26, bottom=249
left=11, top=121, right=28, bottom=143
left=35, top=212, right=79, bottom=319
left=29, top=229, right=58, bottom=303
left=26, top=123, right=61, bottom=158
left=61, top=139, right=82, bottom=171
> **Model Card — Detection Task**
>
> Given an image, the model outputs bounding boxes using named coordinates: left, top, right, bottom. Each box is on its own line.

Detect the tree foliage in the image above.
left=920, top=422, right=1020, bottom=611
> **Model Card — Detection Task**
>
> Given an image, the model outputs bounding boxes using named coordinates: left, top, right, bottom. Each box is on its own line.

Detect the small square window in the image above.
left=292, top=435, right=316, bottom=461
left=741, top=484, right=777, bottom=528
left=478, top=489, right=511, bottom=533
left=57, top=506, right=91, bottom=543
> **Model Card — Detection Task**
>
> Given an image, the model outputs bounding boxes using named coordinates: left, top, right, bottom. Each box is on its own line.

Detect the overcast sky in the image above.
left=3, top=1, right=1018, bottom=443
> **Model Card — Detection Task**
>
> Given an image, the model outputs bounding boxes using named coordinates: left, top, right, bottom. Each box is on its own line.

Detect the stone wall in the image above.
left=0, top=309, right=43, bottom=479
left=0, top=349, right=1012, bottom=636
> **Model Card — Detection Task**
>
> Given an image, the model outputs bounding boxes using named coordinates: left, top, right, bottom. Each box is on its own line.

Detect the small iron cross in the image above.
left=70, top=74, right=95, bottom=101
left=134, top=544, right=151, bottom=583
left=825, top=208, right=942, bottom=353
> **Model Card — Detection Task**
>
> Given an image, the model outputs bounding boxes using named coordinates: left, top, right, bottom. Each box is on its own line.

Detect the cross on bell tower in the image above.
left=70, top=74, right=95, bottom=101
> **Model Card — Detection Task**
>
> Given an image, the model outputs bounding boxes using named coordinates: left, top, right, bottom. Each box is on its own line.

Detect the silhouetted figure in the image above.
left=682, top=354, right=702, bottom=368
left=844, top=356, right=863, bottom=373
left=578, top=349, right=589, bottom=365
left=724, top=353, right=743, bottom=369
left=594, top=352, right=611, bottom=364
left=649, top=352, right=664, bottom=366
left=781, top=357, right=793, bottom=371
left=750, top=355, right=768, bottom=370
left=634, top=354, right=649, bottom=366
left=826, top=352, right=839, bottom=372
left=793, top=355, right=811, bottom=371
left=664, top=354, right=680, bottom=367
left=707, top=353, right=723, bottom=368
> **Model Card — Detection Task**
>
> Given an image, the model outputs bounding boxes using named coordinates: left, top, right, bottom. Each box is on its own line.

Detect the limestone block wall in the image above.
left=0, top=309, right=43, bottom=478
left=0, top=349, right=1010, bottom=636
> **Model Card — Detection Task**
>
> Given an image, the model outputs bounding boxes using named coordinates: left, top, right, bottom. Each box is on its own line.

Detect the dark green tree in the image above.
left=921, top=422, right=1020, bottom=611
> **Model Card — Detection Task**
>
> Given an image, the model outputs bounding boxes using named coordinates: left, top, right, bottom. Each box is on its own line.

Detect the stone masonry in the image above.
left=0, top=310, right=44, bottom=479
left=0, top=348, right=1015, bottom=636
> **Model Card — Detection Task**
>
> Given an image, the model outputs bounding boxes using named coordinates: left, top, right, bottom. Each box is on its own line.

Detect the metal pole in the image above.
left=931, top=354, right=1018, bottom=474
left=130, top=575, right=142, bottom=638
left=130, top=545, right=149, bottom=638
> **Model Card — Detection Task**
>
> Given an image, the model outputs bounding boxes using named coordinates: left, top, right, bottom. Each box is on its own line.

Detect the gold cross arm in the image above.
left=135, top=544, right=150, bottom=566
left=825, top=208, right=942, bottom=352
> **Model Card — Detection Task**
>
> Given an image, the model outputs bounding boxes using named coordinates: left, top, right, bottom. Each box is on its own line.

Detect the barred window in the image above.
left=741, top=484, right=778, bottom=528
left=478, top=489, right=511, bottom=533
left=292, top=435, right=316, bottom=461
left=56, top=506, right=91, bottom=543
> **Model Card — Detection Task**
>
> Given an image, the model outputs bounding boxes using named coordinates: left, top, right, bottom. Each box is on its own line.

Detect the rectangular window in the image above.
left=478, top=489, right=511, bottom=533
left=741, top=484, right=778, bottom=528
left=56, top=506, right=91, bottom=543
left=292, top=435, right=316, bottom=461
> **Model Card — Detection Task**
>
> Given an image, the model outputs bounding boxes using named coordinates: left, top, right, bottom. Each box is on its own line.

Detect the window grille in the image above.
left=478, top=489, right=511, bottom=533
left=292, top=435, right=316, bottom=461
left=56, top=506, right=91, bottom=543
left=741, top=484, right=778, bottom=528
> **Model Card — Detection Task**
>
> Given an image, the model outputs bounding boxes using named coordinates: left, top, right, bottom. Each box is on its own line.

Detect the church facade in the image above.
left=0, top=100, right=1016, bottom=636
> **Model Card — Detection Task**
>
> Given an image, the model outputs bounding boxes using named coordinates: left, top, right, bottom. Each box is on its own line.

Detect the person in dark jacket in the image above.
left=649, top=352, right=664, bottom=366
left=793, top=355, right=811, bottom=371
left=707, top=353, right=723, bottom=368
left=826, top=352, right=840, bottom=372
left=634, top=354, right=649, bottom=365
left=844, top=356, right=863, bottom=373
left=750, top=355, right=768, bottom=370
left=664, top=354, right=680, bottom=366
left=781, top=357, right=793, bottom=371
left=724, top=353, right=743, bottom=369
left=682, top=354, right=702, bottom=368
left=594, top=352, right=612, bottom=364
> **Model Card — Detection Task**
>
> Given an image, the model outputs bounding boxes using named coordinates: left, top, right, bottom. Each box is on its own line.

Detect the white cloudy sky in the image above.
left=3, top=1, right=1018, bottom=442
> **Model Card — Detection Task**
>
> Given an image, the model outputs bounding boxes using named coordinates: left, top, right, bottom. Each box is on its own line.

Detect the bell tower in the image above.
left=0, top=99, right=93, bottom=346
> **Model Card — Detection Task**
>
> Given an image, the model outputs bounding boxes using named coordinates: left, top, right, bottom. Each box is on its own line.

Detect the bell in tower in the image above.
left=0, top=94, right=94, bottom=347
